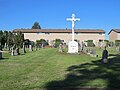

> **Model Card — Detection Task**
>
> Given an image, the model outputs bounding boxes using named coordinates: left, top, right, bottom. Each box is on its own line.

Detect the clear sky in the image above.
left=0, top=0, right=120, bottom=39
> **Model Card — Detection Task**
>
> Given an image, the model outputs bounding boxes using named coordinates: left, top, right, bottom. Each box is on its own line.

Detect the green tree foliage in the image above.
left=0, top=30, right=7, bottom=47
left=87, top=40, right=94, bottom=47
left=36, top=39, right=48, bottom=47
left=7, top=31, right=14, bottom=48
left=2, top=31, right=8, bottom=46
left=36, top=40, right=41, bottom=46
left=32, top=22, right=41, bottom=29
left=55, top=39, right=62, bottom=47
left=13, top=31, right=24, bottom=48
left=0, top=30, right=3, bottom=45
left=115, top=40, right=120, bottom=47
left=24, top=39, right=30, bottom=48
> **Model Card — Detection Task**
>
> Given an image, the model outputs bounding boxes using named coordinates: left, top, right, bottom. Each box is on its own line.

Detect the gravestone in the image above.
left=15, top=48, right=20, bottom=55
left=11, top=47, right=14, bottom=56
left=4, top=43, right=7, bottom=48
left=29, top=45, right=33, bottom=51
left=90, top=49, right=97, bottom=57
left=86, top=48, right=91, bottom=55
left=78, top=43, right=81, bottom=52
left=0, top=45, right=2, bottom=59
left=68, top=41, right=78, bottom=53
left=35, top=45, right=37, bottom=51
left=81, top=42, right=85, bottom=51
left=59, top=44, right=63, bottom=52
left=41, top=43, right=44, bottom=48
left=22, top=42, right=26, bottom=54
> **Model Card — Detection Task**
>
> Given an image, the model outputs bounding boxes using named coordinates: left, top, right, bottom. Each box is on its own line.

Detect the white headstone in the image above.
left=68, top=41, right=78, bottom=53
left=29, top=45, right=33, bottom=51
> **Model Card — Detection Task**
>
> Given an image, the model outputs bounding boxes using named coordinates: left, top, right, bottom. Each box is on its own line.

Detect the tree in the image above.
left=3, top=31, right=8, bottom=47
left=36, top=39, right=48, bottom=47
left=32, top=22, right=41, bottom=29
left=7, top=31, right=14, bottom=50
left=13, top=31, right=24, bottom=48
left=24, top=39, right=30, bottom=48
left=0, top=30, right=3, bottom=45
left=13, top=31, right=24, bottom=55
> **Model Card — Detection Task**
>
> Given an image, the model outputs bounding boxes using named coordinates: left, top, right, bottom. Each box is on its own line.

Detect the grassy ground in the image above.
left=0, top=47, right=120, bottom=90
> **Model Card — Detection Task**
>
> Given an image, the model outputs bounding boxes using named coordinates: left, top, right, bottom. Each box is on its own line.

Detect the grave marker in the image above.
left=67, top=14, right=80, bottom=53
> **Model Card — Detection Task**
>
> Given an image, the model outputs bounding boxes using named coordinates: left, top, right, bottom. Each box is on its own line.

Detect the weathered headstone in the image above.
left=16, top=48, right=20, bottom=55
left=35, top=45, right=37, bottom=51
left=23, top=42, right=26, bottom=54
left=86, top=48, right=91, bottom=55
left=59, top=44, right=63, bottom=52
left=81, top=42, right=85, bottom=51
left=4, top=43, right=7, bottom=48
left=41, top=43, right=44, bottom=48
left=11, top=47, right=14, bottom=56
left=91, top=49, right=97, bottom=57
left=78, top=43, right=81, bottom=52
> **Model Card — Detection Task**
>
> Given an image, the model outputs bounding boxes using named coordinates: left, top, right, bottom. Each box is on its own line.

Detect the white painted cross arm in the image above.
left=74, top=18, right=80, bottom=21
left=67, top=18, right=72, bottom=21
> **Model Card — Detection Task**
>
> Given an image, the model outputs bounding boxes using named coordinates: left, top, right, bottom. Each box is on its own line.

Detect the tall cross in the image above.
left=67, top=14, right=80, bottom=41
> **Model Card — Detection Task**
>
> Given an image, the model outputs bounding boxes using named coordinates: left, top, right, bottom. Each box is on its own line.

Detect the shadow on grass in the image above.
left=0, top=57, right=9, bottom=60
left=44, top=54, right=120, bottom=90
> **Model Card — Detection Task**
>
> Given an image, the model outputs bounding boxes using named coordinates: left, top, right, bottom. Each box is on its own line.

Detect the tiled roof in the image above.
left=108, top=29, right=120, bottom=35
left=13, top=29, right=105, bottom=33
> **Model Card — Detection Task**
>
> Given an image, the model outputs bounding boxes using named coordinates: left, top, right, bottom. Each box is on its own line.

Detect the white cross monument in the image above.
left=67, top=14, right=80, bottom=53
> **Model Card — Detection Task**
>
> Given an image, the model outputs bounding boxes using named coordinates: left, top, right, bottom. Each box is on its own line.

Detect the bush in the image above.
left=30, top=41, right=35, bottom=47
left=87, top=40, right=94, bottom=47
left=115, top=40, right=120, bottom=47
left=24, top=39, right=30, bottom=48
left=55, top=39, right=61, bottom=47
left=36, top=39, right=48, bottom=47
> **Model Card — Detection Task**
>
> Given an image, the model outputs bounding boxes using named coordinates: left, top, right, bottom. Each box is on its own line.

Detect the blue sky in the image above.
left=0, top=0, right=120, bottom=39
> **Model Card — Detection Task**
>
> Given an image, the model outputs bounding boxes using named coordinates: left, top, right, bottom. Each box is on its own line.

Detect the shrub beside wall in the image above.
left=115, top=40, right=120, bottom=47
left=55, top=39, right=61, bottom=47
left=87, top=40, right=94, bottom=47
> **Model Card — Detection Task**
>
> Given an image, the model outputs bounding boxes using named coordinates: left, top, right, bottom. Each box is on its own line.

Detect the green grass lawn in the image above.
left=0, top=47, right=120, bottom=90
